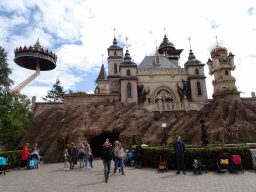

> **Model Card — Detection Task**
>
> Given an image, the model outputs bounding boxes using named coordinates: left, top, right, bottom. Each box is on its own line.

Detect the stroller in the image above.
left=230, top=154, right=244, bottom=174
left=192, top=158, right=207, bottom=175
left=0, top=157, right=9, bottom=176
left=155, top=155, right=168, bottom=172
left=217, top=152, right=230, bottom=173
left=124, top=150, right=135, bottom=167
left=27, top=153, right=39, bottom=169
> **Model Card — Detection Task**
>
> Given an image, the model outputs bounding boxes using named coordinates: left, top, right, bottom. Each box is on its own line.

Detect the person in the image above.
left=112, top=140, right=120, bottom=172
left=101, top=142, right=112, bottom=183
left=105, top=138, right=112, bottom=147
left=63, top=149, right=69, bottom=171
left=173, top=136, right=186, bottom=175
left=78, top=149, right=85, bottom=168
left=21, top=143, right=30, bottom=169
left=77, top=142, right=83, bottom=156
left=88, top=151, right=93, bottom=170
left=114, top=142, right=125, bottom=175
left=31, top=143, right=40, bottom=166
left=68, top=143, right=76, bottom=169
left=83, top=141, right=91, bottom=169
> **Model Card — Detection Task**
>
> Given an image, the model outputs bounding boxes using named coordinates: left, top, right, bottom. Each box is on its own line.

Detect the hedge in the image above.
left=132, top=146, right=253, bottom=170
left=0, top=149, right=32, bottom=169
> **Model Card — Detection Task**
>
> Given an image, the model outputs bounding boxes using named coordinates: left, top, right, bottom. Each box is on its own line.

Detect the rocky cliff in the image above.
left=10, top=99, right=256, bottom=163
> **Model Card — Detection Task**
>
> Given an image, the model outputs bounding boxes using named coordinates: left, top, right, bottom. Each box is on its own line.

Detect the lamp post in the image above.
left=162, top=122, right=166, bottom=145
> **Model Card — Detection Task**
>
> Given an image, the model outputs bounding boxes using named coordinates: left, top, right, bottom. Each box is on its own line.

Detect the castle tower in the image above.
left=184, top=38, right=207, bottom=102
left=107, top=29, right=123, bottom=93
left=207, top=37, right=240, bottom=101
left=119, top=37, right=138, bottom=104
left=95, top=55, right=109, bottom=94
left=158, top=32, right=183, bottom=65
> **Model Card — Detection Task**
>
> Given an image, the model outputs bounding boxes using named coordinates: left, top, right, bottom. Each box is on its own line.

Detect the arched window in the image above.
left=114, top=51, right=117, bottom=56
left=114, top=63, right=117, bottom=74
left=197, top=82, right=202, bottom=95
left=225, top=70, right=229, bottom=75
left=127, top=69, right=130, bottom=76
left=195, top=68, right=199, bottom=75
left=127, top=83, right=131, bottom=97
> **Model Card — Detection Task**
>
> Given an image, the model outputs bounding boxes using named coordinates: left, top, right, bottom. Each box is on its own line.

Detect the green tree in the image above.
left=0, top=91, right=33, bottom=146
left=200, top=119, right=209, bottom=146
left=42, top=78, right=65, bottom=102
left=176, top=80, right=191, bottom=101
left=137, top=84, right=150, bottom=104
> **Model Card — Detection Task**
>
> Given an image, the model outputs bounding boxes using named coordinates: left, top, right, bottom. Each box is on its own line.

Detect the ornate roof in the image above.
left=158, top=35, right=183, bottom=56
left=159, top=35, right=174, bottom=49
left=184, top=49, right=203, bottom=67
left=120, top=50, right=137, bottom=66
left=108, top=37, right=123, bottom=50
left=138, top=56, right=180, bottom=68
left=95, top=64, right=107, bottom=82
left=210, top=45, right=227, bottom=57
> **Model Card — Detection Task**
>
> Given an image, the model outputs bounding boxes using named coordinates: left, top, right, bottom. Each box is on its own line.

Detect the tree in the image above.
left=42, top=78, right=65, bottom=102
left=177, top=80, right=191, bottom=101
left=0, top=91, right=33, bottom=146
left=137, top=84, right=150, bottom=105
left=200, top=119, right=209, bottom=146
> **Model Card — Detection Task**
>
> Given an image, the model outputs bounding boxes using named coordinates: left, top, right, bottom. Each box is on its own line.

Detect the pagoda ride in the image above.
left=12, top=39, right=57, bottom=91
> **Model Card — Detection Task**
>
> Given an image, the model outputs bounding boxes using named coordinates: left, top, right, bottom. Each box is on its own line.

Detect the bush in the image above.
left=0, top=149, right=32, bottom=169
left=132, top=146, right=253, bottom=170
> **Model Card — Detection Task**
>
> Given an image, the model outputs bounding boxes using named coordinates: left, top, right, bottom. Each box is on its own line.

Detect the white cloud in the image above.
left=87, top=90, right=94, bottom=94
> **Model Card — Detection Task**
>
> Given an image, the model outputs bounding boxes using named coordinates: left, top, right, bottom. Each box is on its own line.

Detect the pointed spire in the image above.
left=96, top=59, right=107, bottom=82
left=33, top=38, right=42, bottom=49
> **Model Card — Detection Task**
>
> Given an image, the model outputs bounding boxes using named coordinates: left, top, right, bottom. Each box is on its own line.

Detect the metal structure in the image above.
left=12, top=39, right=57, bottom=91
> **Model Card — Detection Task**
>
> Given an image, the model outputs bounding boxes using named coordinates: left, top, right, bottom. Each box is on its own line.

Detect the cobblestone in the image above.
left=0, top=160, right=256, bottom=192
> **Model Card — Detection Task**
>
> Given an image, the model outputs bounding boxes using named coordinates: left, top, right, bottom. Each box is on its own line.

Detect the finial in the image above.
left=114, top=28, right=116, bottom=38
left=126, top=37, right=128, bottom=50
left=188, top=37, right=191, bottom=50
left=164, top=28, right=166, bottom=36
left=156, top=40, right=157, bottom=50
left=102, top=54, right=104, bottom=64
left=216, top=36, right=218, bottom=46
left=37, top=38, right=39, bottom=43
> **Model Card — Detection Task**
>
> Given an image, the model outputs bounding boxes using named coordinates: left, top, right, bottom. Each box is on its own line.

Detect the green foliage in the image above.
left=238, top=125, right=256, bottom=143
left=42, top=78, right=65, bottom=102
left=0, top=149, right=32, bottom=169
left=172, top=126, right=192, bottom=145
left=110, top=90, right=119, bottom=93
left=137, top=84, right=150, bottom=104
left=131, top=146, right=253, bottom=170
left=72, top=91, right=86, bottom=95
left=176, top=79, right=191, bottom=101
left=200, top=119, right=209, bottom=146
left=0, top=91, right=34, bottom=146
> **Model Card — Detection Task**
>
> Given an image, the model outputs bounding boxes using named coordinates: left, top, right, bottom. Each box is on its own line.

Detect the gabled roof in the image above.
left=138, top=56, right=180, bottom=68
left=95, top=64, right=107, bottom=81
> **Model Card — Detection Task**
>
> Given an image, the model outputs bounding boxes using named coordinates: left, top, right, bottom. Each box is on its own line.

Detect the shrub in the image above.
left=132, top=146, right=253, bottom=170
left=0, top=149, right=32, bottom=169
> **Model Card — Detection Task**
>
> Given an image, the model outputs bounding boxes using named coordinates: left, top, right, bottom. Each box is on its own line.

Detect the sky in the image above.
left=0, top=0, right=256, bottom=102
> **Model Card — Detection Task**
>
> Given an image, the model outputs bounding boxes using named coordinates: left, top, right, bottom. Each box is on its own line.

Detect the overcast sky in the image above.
left=1, top=0, right=255, bottom=102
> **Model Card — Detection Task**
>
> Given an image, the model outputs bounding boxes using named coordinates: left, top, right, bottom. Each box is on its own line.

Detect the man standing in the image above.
left=83, top=141, right=90, bottom=169
left=173, top=136, right=186, bottom=175
left=114, top=142, right=125, bottom=175
left=101, top=142, right=112, bottom=183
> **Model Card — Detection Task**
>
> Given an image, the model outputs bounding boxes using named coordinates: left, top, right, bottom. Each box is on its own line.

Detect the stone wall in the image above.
left=34, top=102, right=64, bottom=118
left=63, top=93, right=121, bottom=108
left=241, top=97, right=256, bottom=108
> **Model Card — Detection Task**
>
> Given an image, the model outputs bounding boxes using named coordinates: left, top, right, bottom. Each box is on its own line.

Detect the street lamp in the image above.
left=162, top=122, right=166, bottom=145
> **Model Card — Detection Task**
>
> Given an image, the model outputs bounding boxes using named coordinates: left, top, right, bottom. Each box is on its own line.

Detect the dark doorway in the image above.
left=90, top=132, right=119, bottom=157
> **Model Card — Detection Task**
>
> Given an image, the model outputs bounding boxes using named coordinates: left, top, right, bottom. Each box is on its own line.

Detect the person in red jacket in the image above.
left=21, top=143, right=30, bottom=169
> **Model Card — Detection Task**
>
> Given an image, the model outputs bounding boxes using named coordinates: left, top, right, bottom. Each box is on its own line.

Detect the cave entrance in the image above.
left=90, top=132, right=119, bottom=157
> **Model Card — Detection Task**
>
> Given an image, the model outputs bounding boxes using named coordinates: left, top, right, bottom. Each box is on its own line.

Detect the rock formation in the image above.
left=10, top=99, right=256, bottom=163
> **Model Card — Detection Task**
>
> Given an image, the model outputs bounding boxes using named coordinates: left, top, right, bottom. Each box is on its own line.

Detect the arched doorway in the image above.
left=90, top=131, right=119, bottom=157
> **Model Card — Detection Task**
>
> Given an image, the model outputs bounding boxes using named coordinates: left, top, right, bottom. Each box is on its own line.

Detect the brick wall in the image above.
left=34, top=102, right=64, bottom=118
left=241, top=97, right=256, bottom=108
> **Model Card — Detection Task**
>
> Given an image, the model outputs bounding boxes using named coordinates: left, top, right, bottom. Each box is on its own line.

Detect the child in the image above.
left=79, top=149, right=85, bottom=168
left=63, top=149, right=69, bottom=171
left=88, top=151, right=93, bottom=170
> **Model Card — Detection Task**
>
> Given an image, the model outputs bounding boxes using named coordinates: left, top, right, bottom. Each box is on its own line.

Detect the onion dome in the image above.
left=184, top=49, right=203, bottom=67
left=210, top=45, right=227, bottom=57
left=95, top=64, right=108, bottom=82
left=108, top=37, right=122, bottom=50
left=119, top=50, right=136, bottom=65
left=159, top=35, right=174, bottom=49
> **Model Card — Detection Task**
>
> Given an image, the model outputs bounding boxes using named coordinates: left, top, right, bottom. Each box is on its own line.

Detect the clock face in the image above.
left=220, top=56, right=228, bottom=63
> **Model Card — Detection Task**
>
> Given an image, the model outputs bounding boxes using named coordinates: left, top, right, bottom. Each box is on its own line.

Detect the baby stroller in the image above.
left=124, top=150, right=135, bottom=167
left=27, top=153, right=39, bottom=169
left=0, top=157, right=9, bottom=176
left=155, top=155, right=168, bottom=172
left=192, top=159, right=207, bottom=175
left=230, top=155, right=244, bottom=174
left=217, top=152, right=230, bottom=173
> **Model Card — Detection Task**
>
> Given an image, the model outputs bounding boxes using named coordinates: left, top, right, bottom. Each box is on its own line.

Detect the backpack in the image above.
left=232, top=155, right=241, bottom=165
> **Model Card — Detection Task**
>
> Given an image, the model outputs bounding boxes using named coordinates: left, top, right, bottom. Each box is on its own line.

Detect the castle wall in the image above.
left=64, top=94, right=120, bottom=108
left=34, top=102, right=64, bottom=118
left=241, top=97, right=256, bottom=108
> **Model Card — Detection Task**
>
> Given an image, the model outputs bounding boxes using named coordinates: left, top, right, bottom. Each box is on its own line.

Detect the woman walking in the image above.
left=21, top=143, right=30, bottom=169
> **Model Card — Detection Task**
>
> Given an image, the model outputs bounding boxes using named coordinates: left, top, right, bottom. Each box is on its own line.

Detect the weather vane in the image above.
left=216, top=36, right=218, bottom=46
left=102, top=54, right=104, bottom=64
left=114, top=28, right=116, bottom=38
left=164, top=28, right=166, bottom=35
left=188, top=37, right=191, bottom=49
left=156, top=40, right=157, bottom=50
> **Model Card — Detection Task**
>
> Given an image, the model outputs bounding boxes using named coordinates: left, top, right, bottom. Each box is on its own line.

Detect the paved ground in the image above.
left=1, top=160, right=256, bottom=192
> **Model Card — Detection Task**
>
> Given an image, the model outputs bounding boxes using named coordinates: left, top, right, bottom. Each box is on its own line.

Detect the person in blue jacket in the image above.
left=173, top=135, right=186, bottom=175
